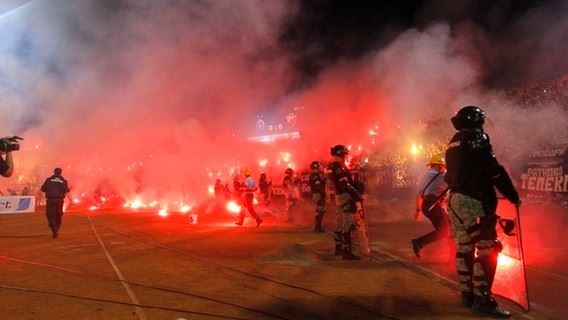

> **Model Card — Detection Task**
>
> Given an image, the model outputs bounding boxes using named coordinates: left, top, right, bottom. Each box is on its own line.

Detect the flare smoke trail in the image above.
left=0, top=0, right=291, bottom=202
left=0, top=0, right=567, bottom=209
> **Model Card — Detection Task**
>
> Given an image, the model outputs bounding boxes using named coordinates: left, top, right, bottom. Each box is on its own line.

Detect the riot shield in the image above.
left=492, top=200, right=530, bottom=311
left=355, top=201, right=372, bottom=258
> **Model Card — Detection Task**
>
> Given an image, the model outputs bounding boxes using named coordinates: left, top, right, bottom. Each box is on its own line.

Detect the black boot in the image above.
left=314, top=215, right=325, bottom=233
left=51, top=226, right=58, bottom=239
left=472, top=292, right=511, bottom=318
left=334, top=232, right=343, bottom=256
left=411, top=239, right=422, bottom=258
left=461, top=292, right=474, bottom=308
left=334, top=245, right=343, bottom=256
left=342, top=231, right=361, bottom=260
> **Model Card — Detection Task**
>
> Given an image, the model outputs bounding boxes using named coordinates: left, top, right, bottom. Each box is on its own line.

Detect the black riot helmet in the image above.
left=451, top=106, right=486, bottom=130
left=310, top=161, right=322, bottom=170
left=330, top=144, right=349, bottom=157
left=285, top=168, right=294, bottom=175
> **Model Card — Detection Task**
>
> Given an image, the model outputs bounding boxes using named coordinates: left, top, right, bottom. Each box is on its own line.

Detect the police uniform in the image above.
left=309, top=171, right=326, bottom=232
left=41, top=170, right=70, bottom=238
left=259, top=174, right=271, bottom=205
left=329, top=160, right=362, bottom=260
left=445, top=106, right=519, bottom=317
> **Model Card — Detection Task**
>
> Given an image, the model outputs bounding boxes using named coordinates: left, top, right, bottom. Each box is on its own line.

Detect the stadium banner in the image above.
left=0, top=196, right=36, bottom=214
left=519, top=144, right=568, bottom=203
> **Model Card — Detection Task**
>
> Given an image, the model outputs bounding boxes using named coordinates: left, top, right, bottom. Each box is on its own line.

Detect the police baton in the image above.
left=425, top=186, right=449, bottom=213
left=515, top=204, right=531, bottom=312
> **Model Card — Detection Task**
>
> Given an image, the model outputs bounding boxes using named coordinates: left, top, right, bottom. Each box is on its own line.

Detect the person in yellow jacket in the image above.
left=411, top=154, right=452, bottom=258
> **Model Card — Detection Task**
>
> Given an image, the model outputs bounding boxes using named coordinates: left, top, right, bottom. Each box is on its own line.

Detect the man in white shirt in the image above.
left=411, top=154, right=451, bottom=258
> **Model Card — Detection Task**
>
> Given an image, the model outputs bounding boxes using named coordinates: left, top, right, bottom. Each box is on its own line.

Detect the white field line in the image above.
left=86, top=214, right=148, bottom=320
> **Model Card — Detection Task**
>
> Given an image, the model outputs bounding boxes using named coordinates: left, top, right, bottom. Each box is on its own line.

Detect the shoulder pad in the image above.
left=467, top=132, right=491, bottom=150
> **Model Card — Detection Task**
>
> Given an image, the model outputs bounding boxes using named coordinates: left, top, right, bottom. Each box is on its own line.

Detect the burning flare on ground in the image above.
left=226, top=201, right=241, bottom=215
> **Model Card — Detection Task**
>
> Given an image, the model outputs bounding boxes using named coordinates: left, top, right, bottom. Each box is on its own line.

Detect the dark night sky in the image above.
left=3, top=0, right=566, bottom=89
left=279, top=0, right=566, bottom=88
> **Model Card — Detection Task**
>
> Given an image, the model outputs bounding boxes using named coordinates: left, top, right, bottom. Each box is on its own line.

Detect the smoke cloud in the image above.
left=0, top=0, right=291, bottom=202
left=0, top=0, right=567, bottom=214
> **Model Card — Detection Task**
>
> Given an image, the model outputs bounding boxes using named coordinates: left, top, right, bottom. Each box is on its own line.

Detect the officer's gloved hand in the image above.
left=507, top=195, right=521, bottom=208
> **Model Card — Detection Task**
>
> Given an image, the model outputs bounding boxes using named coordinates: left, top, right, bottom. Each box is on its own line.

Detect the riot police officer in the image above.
left=283, top=168, right=300, bottom=223
left=445, top=106, right=520, bottom=318
left=329, top=145, right=362, bottom=260
left=259, top=173, right=272, bottom=205
left=41, top=168, right=70, bottom=239
left=309, top=161, right=326, bottom=233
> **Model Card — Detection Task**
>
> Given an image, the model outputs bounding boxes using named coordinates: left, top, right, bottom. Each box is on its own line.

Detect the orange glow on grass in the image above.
left=124, top=198, right=147, bottom=210
left=226, top=201, right=241, bottom=215
left=158, top=206, right=169, bottom=217
left=130, top=198, right=144, bottom=209
left=497, top=253, right=516, bottom=270
left=180, top=204, right=192, bottom=213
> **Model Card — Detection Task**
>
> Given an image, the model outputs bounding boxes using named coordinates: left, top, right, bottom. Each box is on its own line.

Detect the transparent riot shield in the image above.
left=492, top=200, right=530, bottom=311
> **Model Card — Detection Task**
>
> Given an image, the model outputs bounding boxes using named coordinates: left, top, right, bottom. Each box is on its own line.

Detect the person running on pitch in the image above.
left=411, top=154, right=453, bottom=259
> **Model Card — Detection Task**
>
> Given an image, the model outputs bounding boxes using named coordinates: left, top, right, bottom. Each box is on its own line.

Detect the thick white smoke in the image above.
left=0, top=0, right=567, bottom=207
left=0, top=0, right=291, bottom=202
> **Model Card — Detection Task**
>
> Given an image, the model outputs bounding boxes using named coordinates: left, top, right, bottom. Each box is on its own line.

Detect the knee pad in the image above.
left=456, top=250, right=474, bottom=269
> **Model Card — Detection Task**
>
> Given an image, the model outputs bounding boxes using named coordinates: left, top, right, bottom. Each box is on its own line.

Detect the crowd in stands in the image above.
left=506, top=74, right=568, bottom=107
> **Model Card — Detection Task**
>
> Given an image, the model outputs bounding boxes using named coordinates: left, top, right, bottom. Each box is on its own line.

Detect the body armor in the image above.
left=445, top=129, right=519, bottom=212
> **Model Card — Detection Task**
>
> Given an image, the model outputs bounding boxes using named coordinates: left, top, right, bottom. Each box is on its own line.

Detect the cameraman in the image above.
left=0, top=136, right=21, bottom=178
left=0, top=149, right=14, bottom=177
